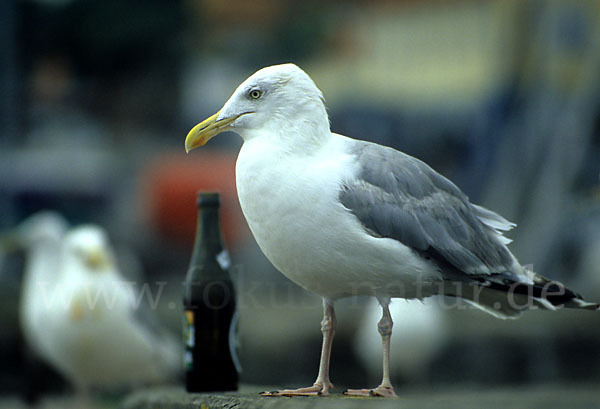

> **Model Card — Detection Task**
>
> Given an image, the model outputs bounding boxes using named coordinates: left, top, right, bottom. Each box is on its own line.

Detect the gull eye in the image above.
left=249, top=89, right=262, bottom=100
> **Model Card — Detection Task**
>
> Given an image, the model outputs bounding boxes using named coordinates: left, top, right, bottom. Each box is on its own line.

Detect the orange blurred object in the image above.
left=143, top=150, right=249, bottom=249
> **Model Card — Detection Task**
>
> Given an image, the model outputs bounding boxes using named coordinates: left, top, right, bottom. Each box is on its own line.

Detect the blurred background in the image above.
left=1, top=0, right=600, bottom=406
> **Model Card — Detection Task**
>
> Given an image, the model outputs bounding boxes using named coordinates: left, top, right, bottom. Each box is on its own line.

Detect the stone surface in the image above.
left=120, top=384, right=600, bottom=409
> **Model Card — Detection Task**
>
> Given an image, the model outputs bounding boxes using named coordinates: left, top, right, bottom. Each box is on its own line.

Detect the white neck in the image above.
left=239, top=110, right=331, bottom=156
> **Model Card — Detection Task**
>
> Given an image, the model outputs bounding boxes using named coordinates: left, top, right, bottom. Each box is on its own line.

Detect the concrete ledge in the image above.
left=121, top=384, right=600, bottom=409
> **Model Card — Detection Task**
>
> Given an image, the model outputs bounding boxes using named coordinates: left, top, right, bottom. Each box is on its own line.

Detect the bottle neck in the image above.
left=188, top=204, right=225, bottom=274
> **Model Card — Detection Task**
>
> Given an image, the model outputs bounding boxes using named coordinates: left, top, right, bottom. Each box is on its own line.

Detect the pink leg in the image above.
left=262, top=299, right=336, bottom=397
left=345, top=300, right=397, bottom=398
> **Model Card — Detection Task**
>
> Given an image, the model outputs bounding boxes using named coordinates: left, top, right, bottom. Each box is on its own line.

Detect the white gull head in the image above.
left=185, top=63, right=330, bottom=151
left=61, top=225, right=115, bottom=273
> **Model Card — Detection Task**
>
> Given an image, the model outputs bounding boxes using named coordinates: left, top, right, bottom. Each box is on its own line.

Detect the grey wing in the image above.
left=339, top=141, right=517, bottom=281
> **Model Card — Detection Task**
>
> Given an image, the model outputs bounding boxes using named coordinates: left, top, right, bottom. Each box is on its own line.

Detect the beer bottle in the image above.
left=183, top=192, right=239, bottom=392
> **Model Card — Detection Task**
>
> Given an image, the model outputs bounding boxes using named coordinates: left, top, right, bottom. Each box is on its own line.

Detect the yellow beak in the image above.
left=185, top=110, right=246, bottom=153
left=85, top=248, right=109, bottom=270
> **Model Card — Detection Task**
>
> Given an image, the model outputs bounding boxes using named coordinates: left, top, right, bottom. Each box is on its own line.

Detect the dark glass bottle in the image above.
left=183, top=192, right=238, bottom=392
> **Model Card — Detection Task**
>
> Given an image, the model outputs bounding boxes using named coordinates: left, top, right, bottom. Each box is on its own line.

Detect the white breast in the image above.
left=235, top=133, right=440, bottom=300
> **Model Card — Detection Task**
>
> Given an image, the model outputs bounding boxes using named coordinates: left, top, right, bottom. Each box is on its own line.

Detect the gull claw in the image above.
left=260, top=384, right=331, bottom=397
left=344, top=386, right=397, bottom=398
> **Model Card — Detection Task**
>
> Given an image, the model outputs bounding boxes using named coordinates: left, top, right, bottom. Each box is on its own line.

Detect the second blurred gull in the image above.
left=15, top=213, right=181, bottom=397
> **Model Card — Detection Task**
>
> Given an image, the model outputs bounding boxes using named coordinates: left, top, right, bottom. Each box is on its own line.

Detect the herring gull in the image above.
left=185, top=63, right=599, bottom=397
left=9, top=215, right=181, bottom=398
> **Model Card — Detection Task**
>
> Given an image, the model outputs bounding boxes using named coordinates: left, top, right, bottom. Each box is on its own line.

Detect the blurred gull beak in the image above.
left=85, top=248, right=109, bottom=270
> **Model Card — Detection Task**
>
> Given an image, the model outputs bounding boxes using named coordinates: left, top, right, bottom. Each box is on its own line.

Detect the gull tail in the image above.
left=445, top=269, right=600, bottom=320
left=526, top=272, right=600, bottom=311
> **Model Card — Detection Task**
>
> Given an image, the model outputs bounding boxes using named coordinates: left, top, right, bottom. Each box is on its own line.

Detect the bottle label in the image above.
left=229, top=309, right=242, bottom=373
left=217, top=249, right=231, bottom=270
left=183, top=310, right=195, bottom=370
left=184, top=310, right=195, bottom=347
left=184, top=350, right=193, bottom=369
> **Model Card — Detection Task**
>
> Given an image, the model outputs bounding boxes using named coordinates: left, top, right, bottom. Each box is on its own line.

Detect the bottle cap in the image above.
left=197, top=191, right=220, bottom=207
